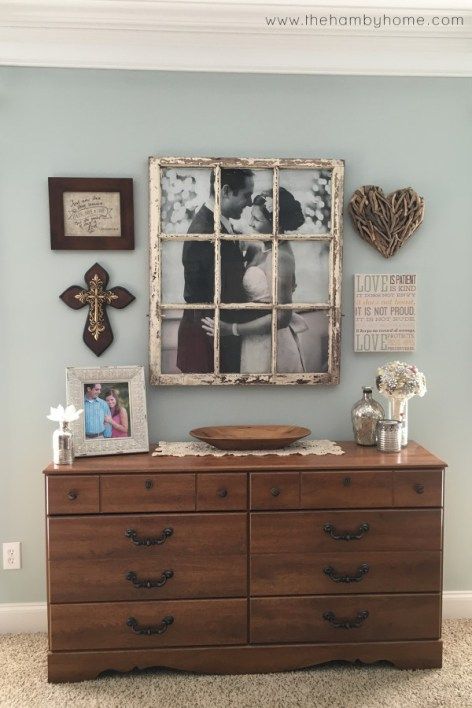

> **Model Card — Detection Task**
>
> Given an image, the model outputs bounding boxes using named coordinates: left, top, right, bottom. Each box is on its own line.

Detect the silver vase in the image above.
left=351, top=386, right=385, bottom=446
left=52, top=421, right=74, bottom=465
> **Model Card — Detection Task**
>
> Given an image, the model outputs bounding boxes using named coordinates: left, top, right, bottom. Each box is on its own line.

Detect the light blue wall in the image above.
left=1, top=67, right=471, bottom=602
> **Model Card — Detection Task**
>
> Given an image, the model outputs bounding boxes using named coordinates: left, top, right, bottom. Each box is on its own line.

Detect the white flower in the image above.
left=264, top=197, right=273, bottom=214
left=376, top=361, right=427, bottom=401
left=47, top=404, right=83, bottom=423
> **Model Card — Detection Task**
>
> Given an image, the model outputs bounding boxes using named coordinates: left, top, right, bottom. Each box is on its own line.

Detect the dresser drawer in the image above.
left=47, top=476, right=99, bottom=515
left=100, top=474, right=195, bottom=512
left=300, top=471, right=392, bottom=509
left=197, top=473, right=247, bottom=511
left=251, top=510, right=442, bottom=554
left=250, top=594, right=441, bottom=644
left=250, top=472, right=299, bottom=510
left=49, top=554, right=247, bottom=602
left=48, top=513, right=246, bottom=560
left=50, top=599, right=247, bottom=650
left=393, top=470, right=443, bottom=507
left=251, top=550, right=442, bottom=596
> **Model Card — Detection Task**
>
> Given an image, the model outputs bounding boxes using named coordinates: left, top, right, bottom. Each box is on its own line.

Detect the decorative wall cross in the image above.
left=60, top=262, right=135, bottom=356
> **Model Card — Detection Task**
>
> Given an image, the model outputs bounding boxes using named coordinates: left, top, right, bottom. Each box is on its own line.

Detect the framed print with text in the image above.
left=49, top=177, right=134, bottom=250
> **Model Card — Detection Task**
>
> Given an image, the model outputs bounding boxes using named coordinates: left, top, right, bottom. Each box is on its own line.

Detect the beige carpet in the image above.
left=1, top=621, right=471, bottom=708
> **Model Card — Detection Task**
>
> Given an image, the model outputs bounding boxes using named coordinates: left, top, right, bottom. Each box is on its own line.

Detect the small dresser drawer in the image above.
left=251, top=550, right=442, bottom=596
left=50, top=598, right=247, bottom=650
left=47, top=476, right=99, bottom=515
left=100, top=474, right=195, bottom=512
left=49, top=553, right=247, bottom=602
left=250, top=594, right=441, bottom=644
left=393, top=470, right=443, bottom=507
left=48, top=513, right=247, bottom=560
left=300, top=471, right=392, bottom=509
left=251, top=510, right=443, bottom=554
left=197, top=473, right=247, bottom=511
left=250, top=472, right=299, bottom=510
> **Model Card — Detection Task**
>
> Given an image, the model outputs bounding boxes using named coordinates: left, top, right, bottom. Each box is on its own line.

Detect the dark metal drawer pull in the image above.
left=67, top=490, right=78, bottom=501
left=323, top=522, right=369, bottom=541
left=218, top=488, right=228, bottom=498
left=414, top=483, right=425, bottom=494
left=125, top=528, right=173, bottom=547
left=271, top=487, right=280, bottom=497
left=323, top=610, right=369, bottom=629
left=126, top=570, right=174, bottom=589
left=324, top=563, right=370, bottom=583
left=126, top=615, right=174, bottom=636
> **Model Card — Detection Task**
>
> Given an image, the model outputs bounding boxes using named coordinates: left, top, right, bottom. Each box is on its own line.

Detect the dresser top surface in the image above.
left=43, top=440, right=446, bottom=475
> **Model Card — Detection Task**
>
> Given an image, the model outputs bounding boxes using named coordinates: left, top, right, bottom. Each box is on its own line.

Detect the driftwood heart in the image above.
left=349, top=186, right=424, bottom=258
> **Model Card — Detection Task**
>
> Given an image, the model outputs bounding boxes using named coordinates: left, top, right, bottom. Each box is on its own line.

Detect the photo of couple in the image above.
left=156, top=161, right=336, bottom=381
left=83, top=382, right=131, bottom=440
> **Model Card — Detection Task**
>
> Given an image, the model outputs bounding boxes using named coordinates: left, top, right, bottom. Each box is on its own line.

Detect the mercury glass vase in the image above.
left=52, top=421, right=74, bottom=465
left=351, top=386, right=385, bottom=446
left=389, top=398, right=409, bottom=447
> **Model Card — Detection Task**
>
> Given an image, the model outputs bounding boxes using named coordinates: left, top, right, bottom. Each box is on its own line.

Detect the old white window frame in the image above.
left=149, top=157, right=344, bottom=385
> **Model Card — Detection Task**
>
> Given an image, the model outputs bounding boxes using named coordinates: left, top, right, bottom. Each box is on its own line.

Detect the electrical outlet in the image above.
left=2, top=542, right=21, bottom=570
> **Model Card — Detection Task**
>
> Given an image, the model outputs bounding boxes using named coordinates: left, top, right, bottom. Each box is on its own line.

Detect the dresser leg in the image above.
left=386, top=640, right=443, bottom=669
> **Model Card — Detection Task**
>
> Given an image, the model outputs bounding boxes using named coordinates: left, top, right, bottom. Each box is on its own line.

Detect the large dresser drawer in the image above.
left=250, top=594, right=441, bottom=644
left=300, top=471, right=392, bottom=508
left=47, top=476, right=99, bottom=515
left=49, top=554, right=247, bottom=602
left=48, top=514, right=246, bottom=560
left=50, top=599, right=247, bottom=650
left=100, top=474, right=195, bottom=512
left=251, top=510, right=442, bottom=553
left=251, top=550, right=442, bottom=595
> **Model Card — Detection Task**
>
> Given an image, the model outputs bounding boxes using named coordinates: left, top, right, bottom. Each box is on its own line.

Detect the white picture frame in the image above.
left=66, top=365, right=149, bottom=457
left=149, top=156, right=344, bottom=386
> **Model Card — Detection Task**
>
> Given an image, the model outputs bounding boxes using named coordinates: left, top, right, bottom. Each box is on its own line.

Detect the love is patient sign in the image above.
left=354, top=274, right=417, bottom=352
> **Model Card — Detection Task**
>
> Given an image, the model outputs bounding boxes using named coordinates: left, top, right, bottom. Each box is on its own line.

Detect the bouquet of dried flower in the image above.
left=376, top=361, right=427, bottom=401
left=376, top=361, right=426, bottom=447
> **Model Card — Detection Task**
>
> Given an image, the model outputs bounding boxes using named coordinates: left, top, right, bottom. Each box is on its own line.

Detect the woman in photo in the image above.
left=104, top=388, right=129, bottom=438
left=202, top=187, right=308, bottom=373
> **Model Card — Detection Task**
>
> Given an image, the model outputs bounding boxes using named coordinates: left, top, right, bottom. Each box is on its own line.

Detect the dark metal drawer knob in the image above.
left=271, top=487, right=281, bottom=497
left=126, top=615, right=174, bottom=636
left=145, top=479, right=154, bottom=490
left=323, top=610, right=369, bottom=629
left=343, top=477, right=351, bottom=487
left=67, top=490, right=78, bottom=501
left=218, top=488, right=228, bottom=498
left=414, top=483, right=425, bottom=494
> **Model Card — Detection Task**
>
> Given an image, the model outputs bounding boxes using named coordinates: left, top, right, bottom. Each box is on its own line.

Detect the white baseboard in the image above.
left=0, top=603, right=47, bottom=633
left=0, top=593, right=471, bottom=634
left=442, top=592, right=472, bottom=620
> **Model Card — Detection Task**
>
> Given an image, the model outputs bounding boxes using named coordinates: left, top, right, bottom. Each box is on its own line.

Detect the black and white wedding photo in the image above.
left=150, top=157, right=343, bottom=384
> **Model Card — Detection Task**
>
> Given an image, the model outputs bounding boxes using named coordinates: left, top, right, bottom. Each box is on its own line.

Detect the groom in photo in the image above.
left=177, top=168, right=261, bottom=374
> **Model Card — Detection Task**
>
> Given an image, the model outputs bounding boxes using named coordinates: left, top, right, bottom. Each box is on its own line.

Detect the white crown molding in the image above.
left=0, top=0, right=471, bottom=75
left=0, top=592, right=471, bottom=634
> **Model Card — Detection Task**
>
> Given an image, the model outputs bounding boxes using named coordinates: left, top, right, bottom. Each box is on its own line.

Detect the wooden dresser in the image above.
left=43, top=441, right=445, bottom=683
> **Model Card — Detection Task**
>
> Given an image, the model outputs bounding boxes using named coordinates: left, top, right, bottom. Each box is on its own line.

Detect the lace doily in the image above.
left=152, top=440, right=344, bottom=457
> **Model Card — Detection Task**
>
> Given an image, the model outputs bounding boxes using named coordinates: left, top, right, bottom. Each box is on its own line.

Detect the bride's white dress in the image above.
left=240, top=256, right=306, bottom=374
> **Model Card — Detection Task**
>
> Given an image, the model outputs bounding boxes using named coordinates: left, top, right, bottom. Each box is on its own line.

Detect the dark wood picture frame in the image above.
left=49, top=177, right=134, bottom=250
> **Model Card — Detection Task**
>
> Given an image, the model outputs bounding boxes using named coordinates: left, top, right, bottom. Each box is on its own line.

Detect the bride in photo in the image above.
left=202, top=187, right=308, bottom=373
